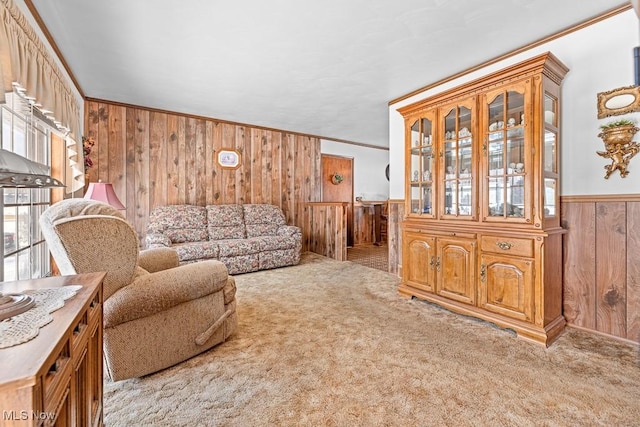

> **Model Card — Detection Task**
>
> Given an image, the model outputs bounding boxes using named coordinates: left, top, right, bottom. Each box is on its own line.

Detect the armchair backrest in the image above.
left=40, top=199, right=140, bottom=300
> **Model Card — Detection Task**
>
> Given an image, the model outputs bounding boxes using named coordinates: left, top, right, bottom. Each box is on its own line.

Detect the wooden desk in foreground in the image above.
left=0, top=272, right=105, bottom=427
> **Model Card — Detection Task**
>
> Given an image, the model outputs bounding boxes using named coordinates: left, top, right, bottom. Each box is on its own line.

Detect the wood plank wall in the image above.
left=562, top=195, right=640, bottom=344
left=84, top=100, right=321, bottom=249
left=388, top=200, right=404, bottom=276
left=353, top=203, right=375, bottom=245
left=306, top=202, right=348, bottom=261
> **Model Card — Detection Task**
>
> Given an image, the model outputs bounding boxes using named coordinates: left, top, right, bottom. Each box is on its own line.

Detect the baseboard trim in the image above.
left=566, top=324, right=639, bottom=346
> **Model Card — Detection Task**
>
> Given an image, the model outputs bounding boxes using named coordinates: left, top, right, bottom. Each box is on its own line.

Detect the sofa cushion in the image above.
left=252, top=235, right=299, bottom=251
left=243, top=204, right=286, bottom=238
left=173, top=241, right=219, bottom=261
left=148, top=205, right=208, bottom=243
left=165, top=228, right=209, bottom=243
left=217, top=239, right=261, bottom=257
left=220, top=254, right=260, bottom=275
left=206, top=204, right=246, bottom=240
left=259, top=249, right=301, bottom=270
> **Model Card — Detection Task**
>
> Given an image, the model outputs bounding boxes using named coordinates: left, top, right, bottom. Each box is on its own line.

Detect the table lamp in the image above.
left=83, top=180, right=125, bottom=209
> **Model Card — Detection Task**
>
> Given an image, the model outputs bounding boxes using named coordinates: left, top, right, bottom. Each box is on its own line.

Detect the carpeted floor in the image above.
left=347, top=243, right=389, bottom=271
left=104, top=253, right=640, bottom=426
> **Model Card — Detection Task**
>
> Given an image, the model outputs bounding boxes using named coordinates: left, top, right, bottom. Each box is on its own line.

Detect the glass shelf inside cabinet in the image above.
left=410, top=182, right=433, bottom=214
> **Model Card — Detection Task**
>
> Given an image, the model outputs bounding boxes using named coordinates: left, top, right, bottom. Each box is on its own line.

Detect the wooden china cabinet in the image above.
left=398, top=52, right=569, bottom=346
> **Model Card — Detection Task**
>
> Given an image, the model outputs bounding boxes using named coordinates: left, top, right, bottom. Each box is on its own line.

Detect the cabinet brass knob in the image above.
left=480, top=264, right=486, bottom=282
left=429, top=256, right=435, bottom=269
left=496, top=241, right=512, bottom=250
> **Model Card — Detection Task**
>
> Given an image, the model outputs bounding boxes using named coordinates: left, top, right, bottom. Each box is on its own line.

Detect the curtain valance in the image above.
left=0, top=0, right=80, bottom=140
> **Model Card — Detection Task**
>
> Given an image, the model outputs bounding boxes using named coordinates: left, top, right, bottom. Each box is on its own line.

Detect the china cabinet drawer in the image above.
left=480, top=236, right=534, bottom=257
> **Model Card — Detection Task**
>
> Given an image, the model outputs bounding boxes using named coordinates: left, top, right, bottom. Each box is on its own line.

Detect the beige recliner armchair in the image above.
left=40, top=199, right=238, bottom=381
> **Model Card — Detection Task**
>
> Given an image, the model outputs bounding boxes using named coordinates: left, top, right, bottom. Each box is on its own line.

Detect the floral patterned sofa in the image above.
left=146, top=204, right=302, bottom=274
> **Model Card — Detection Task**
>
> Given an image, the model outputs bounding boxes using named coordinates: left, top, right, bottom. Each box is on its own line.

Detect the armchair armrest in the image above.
left=138, top=247, right=179, bottom=272
left=277, top=225, right=301, bottom=238
left=146, top=233, right=171, bottom=248
left=104, top=259, right=230, bottom=327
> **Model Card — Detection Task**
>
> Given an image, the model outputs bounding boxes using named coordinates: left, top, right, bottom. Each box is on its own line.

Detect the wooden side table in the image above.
left=0, top=272, right=105, bottom=427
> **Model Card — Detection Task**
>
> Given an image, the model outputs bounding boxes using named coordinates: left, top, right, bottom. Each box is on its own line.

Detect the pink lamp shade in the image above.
left=84, top=181, right=125, bottom=209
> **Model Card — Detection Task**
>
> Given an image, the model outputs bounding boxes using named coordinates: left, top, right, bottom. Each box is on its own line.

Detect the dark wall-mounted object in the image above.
left=634, top=46, right=640, bottom=86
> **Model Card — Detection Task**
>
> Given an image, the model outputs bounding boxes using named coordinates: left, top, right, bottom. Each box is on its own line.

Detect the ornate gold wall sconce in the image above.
left=596, top=119, right=640, bottom=179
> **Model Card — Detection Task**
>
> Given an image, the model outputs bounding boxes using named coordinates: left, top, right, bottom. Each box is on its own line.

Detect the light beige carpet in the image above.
left=104, top=253, right=640, bottom=426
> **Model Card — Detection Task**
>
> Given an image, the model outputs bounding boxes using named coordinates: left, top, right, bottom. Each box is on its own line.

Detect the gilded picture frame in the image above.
left=216, top=148, right=241, bottom=169
left=596, top=85, right=640, bottom=119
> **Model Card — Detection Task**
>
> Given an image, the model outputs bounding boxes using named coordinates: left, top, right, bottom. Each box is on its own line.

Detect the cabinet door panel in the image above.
left=403, top=232, right=436, bottom=292
left=436, top=238, right=475, bottom=304
left=407, top=112, right=437, bottom=217
left=439, top=98, right=476, bottom=220
left=479, top=254, right=534, bottom=321
left=481, top=81, right=532, bottom=224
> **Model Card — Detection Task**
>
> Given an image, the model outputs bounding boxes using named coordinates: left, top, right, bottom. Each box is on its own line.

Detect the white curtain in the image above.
left=0, top=0, right=80, bottom=141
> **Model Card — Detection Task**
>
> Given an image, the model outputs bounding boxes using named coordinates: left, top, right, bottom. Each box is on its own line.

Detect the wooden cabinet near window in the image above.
left=398, top=52, right=568, bottom=346
left=0, top=272, right=105, bottom=426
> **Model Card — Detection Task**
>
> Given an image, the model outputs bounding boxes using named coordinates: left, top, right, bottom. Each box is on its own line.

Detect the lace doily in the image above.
left=0, top=285, right=82, bottom=349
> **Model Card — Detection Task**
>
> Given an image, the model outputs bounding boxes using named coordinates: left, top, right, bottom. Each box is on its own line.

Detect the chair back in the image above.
left=40, top=199, right=139, bottom=299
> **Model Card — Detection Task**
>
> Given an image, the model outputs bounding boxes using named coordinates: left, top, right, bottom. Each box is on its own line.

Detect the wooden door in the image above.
left=322, top=154, right=354, bottom=246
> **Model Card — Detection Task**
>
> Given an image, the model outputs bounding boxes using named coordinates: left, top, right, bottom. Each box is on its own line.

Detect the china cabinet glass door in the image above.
left=483, top=86, right=529, bottom=222
left=440, top=100, right=474, bottom=218
left=543, top=93, right=559, bottom=218
left=408, top=114, right=435, bottom=217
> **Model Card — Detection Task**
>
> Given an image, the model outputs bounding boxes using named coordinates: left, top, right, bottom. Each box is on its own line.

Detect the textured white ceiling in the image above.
left=31, top=0, right=628, bottom=147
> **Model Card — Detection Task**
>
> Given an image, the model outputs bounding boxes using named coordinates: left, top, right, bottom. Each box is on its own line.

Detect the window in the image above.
left=0, top=91, right=62, bottom=280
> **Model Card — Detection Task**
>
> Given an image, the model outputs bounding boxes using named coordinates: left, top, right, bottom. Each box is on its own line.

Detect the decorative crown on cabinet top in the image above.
left=397, top=52, right=569, bottom=117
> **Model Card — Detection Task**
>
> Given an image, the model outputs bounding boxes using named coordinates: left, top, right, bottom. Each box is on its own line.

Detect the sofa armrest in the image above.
left=146, top=233, right=171, bottom=248
left=104, top=259, right=230, bottom=327
left=138, top=247, right=179, bottom=272
left=277, top=225, right=301, bottom=238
